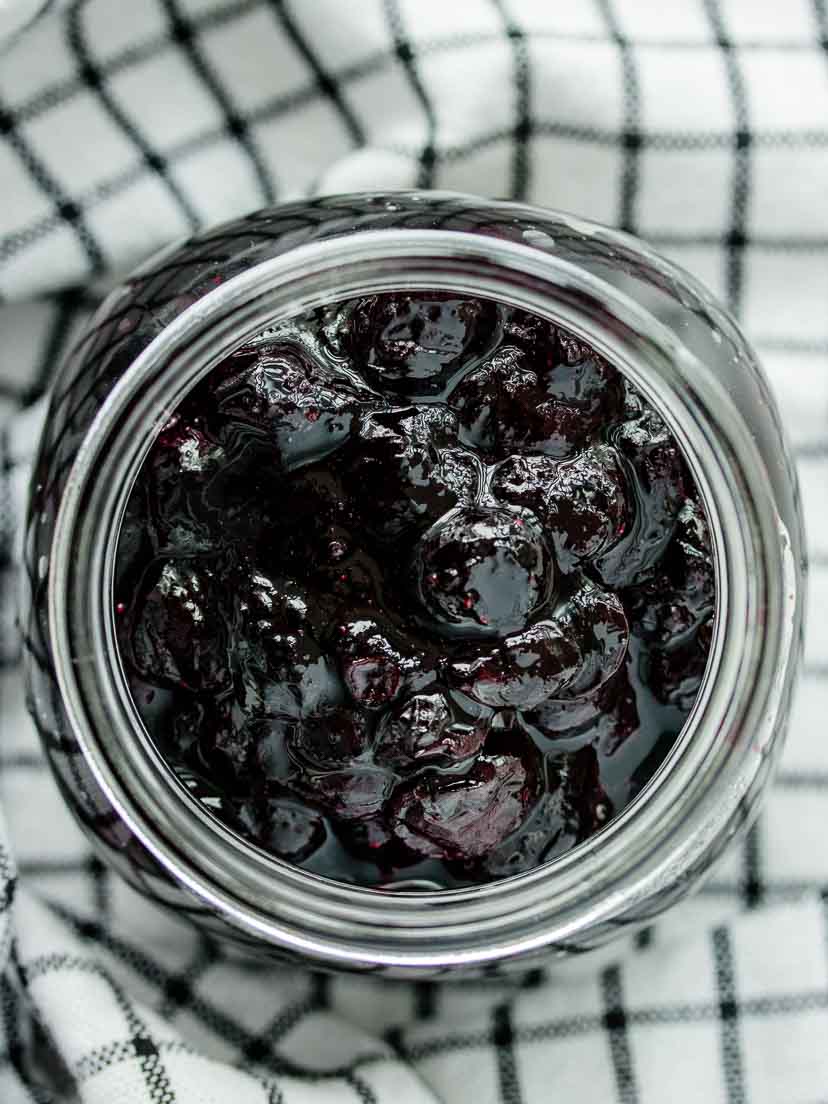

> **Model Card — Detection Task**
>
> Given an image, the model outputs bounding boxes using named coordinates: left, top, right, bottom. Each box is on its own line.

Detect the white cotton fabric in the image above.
left=0, top=2, right=827, bottom=1101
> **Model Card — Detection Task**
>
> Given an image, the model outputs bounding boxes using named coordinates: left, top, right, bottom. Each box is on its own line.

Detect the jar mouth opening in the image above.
left=48, top=219, right=798, bottom=967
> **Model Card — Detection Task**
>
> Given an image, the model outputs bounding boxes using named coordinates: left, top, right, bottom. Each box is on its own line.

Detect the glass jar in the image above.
left=23, top=191, right=805, bottom=977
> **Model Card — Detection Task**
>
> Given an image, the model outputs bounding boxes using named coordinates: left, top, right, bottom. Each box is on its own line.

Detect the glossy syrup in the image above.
left=115, top=293, right=715, bottom=888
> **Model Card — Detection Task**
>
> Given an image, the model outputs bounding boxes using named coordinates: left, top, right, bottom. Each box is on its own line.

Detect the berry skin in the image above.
left=414, top=505, right=552, bottom=637
left=543, top=331, right=623, bottom=434
left=335, top=616, right=424, bottom=709
left=341, top=405, right=479, bottom=543
left=374, top=690, right=489, bottom=768
left=448, top=345, right=540, bottom=453
left=625, top=496, right=715, bottom=647
left=501, top=308, right=557, bottom=359
left=128, top=560, right=232, bottom=692
left=595, top=407, right=687, bottom=587
left=289, top=707, right=372, bottom=769
left=558, top=581, right=629, bottom=697
left=449, top=621, right=582, bottom=710
left=493, top=446, right=628, bottom=572
left=237, top=796, right=326, bottom=862
left=449, top=336, right=622, bottom=459
left=541, top=447, right=629, bottom=571
left=475, top=748, right=610, bottom=878
left=143, top=418, right=237, bottom=555
left=235, top=570, right=344, bottom=719
left=390, top=744, right=540, bottom=860
left=649, top=630, right=712, bottom=711
left=336, top=292, right=499, bottom=396
left=298, top=765, right=394, bottom=822
left=490, top=453, right=560, bottom=515
left=524, top=666, right=639, bottom=756
left=213, top=345, right=369, bottom=471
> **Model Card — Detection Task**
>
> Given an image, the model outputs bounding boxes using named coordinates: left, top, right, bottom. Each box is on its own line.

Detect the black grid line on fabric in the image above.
left=491, top=1002, right=524, bottom=1104
left=0, top=976, right=26, bottom=1087
left=266, top=0, right=365, bottom=147
left=776, top=770, right=828, bottom=787
left=794, top=441, right=828, bottom=459
left=702, top=0, right=752, bottom=314
left=81, top=970, right=177, bottom=1103
left=490, top=0, right=532, bottom=202
left=0, top=91, right=104, bottom=276
left=414, top=981, right=438, bottom=1021
left=310, top=972, right=330, bottom=1010
left=0, top=430, right=16, bottom=667
left=712, top=926, right=747, bottom=1104
left=263, top=1076, right=286, bottom=1104
left=8, top=111, right=828, bottom=274
left=345, top=1070, right=379, bottom=1104
left=22, top=950, right=177, bottom=1102
left=0, top=0, right=57, bottom=56
left=40, top=906, right=393, bottom=1084
left=9, top=0, right=261, bottom=128
left=86, top=855, right=110, bottom=923
left=757, top=336, right=828, bottom=353
left=595, top=0, right=642, bottom=234
left=742, top=822, right=764, bottom=910
left=601, top=965, right=639, bottom=1104
left=158, top=0, right=277, bottom=206
left=9, top=11, right=828, bottom=138
left=159, top=937, right=219, bottom=1020
left=65, top=0, right=202, bottom=234
left=634, top=927, right=654, bottom=950
left=383, top=0, right=438, bottom=188
left=73, top=1037, right=193, bottom=1083
left=396, top=987, right=828, bottom=1063
left=651, top=231, right=828, bottom=250
left=241, top=980, right=330, bottom=1065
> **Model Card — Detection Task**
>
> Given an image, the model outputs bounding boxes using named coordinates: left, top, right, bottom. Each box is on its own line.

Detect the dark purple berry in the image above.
left=595, top=407, right=687, bottom=587
left=625, top=497, right=715, bottom=647
left=375, top=691, right=488, bottom=768
left=213, top=345, right=367, bottom=471
left=236, top=570, right=343, bottom=718
left=341, top=405, right=478, bottom=542
left=450, top=621, right=581, bottom=710
left=335, top=616, right=423, bottom=708
left=128, top=560, right=231, bottom=692
left=501, top=308, right=557, bottom=357
left=336, top=293, right=498, bottom=395
left=415, top=506, right=552, bottom=637
left=476, top=748, right=610, bottom=878
left=238, top=796, right=326, bottom=862
left=490, top=453, right=560, bottom=515
left=525, top=666, right=639, bottom=756
left=448, top=345, right=539, bottom=453
left=649, top=633, right=712, bottom=710
left=289, top=707, right=372, bottom=769
left=543, top=331, right=623, bottom=431
left=540, top=446, right=629, bottom=571
left=390, top=746, right=539, bottom=860
left=558, top=581, right=629, bottom=698
left=301, top=765, right=394, bottom=822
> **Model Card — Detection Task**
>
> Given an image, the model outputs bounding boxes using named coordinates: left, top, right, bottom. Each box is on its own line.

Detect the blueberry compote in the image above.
left=115, top=292, right=715, bottom=889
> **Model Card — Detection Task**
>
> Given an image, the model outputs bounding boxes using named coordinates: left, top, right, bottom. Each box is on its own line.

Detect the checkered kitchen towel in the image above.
left=1, top=1, right=828, bottom=1101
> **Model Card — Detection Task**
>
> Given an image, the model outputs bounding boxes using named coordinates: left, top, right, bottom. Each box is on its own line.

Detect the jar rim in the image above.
left=47, top=203, right=802, bottom=968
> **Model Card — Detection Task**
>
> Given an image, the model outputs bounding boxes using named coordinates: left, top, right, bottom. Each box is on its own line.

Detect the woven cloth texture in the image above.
left=0, top=2, right=827, bottom=1101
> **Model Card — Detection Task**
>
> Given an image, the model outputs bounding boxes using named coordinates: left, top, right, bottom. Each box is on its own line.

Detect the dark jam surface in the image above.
left=115, top=293, right=715, bottom=889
